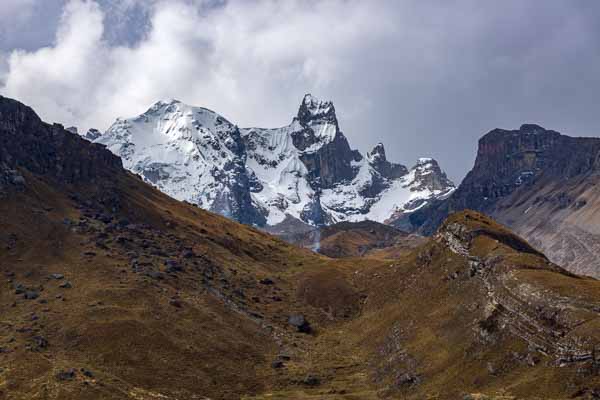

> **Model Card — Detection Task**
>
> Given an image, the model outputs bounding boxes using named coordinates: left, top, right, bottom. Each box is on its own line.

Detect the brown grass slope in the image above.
left=0, top=96, right=374, bottom=399
left=1, top=96, right=600, bottom=399
left=345, top=211, right=600, bottom=399
left=249, top=211, right=600, bottom=399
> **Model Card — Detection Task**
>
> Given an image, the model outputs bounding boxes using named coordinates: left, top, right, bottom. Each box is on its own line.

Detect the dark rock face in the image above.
left=0, top=168, right=26, bottom=192
left=299, top=192, right=330, bottom=226
left=0, top=96, right=122, bottom=185
left=84, top=128, right=102, bottom=141
left=298, top=135, right=361, bottom=189
left=454, top=125, right=561, bottom=203
left=412, top=124, right=600, bottom=235
left=367, top=143, right=408, bottom=180
left=208, top=126, right=266, bottom=226
left=296, top=95, right=338, bottom=127
left=293, top=95, right=362, bottom=189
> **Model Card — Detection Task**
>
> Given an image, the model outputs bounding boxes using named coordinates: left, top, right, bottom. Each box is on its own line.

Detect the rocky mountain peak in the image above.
left=61, top=126, right=104, bottom=143
left=147, top=98, right=182, bottom=112
left=366, top=142, right=408, bottom=180
left=84, top=128, right=102, bottom=141
left=367, top=143, right=386, bottom=162
left=297, top=94, right=337, bottom=126
left=97, top=95, right=454, bottom=230
left=410, top=157, right=454, bottom=192
left=410, top=125, right=573, bottom=234
left=414, top=157, right=434, bottom=166
left=0, top=96, right=42, bottom=133
left=519, top=123, right=546, bottom=134
left=471, top=124, right=563, bottom=193
left=96, top=98, right=263, bottom=226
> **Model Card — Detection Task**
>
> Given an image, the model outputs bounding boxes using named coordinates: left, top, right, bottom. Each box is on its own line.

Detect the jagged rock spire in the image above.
left=297, top=94, right=337, bottom=126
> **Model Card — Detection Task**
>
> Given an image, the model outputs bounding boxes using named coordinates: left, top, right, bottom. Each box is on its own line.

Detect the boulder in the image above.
left=146, top=271, right=164, bottom=280
left=288, top=314, right=312, bottom=333
left=165, top=259, right=183, bottom=273
left=80, top=368, right=94, bottom=378
left=302, top=375, right=320, bottom=386
left=56, top=368, right=76, bottom=381
left=169, top=298, right=183, bottom=308
left=24, top=291, right=39, bottom=300
left=181, top=249, right=195, bottom=259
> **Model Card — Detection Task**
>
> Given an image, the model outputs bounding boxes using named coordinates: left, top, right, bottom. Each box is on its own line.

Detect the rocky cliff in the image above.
left=0, top=96, right=122, bottom=189
left=410, top=124, right=600, bottom=277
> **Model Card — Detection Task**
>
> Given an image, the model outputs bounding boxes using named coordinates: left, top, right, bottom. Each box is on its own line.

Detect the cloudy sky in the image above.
left=1, top=0, right=600, bottom=181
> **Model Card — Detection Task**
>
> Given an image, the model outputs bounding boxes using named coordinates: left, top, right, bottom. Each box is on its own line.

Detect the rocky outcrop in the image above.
left=0, top=96, right=122, bottom=185
left=364, top=210, right=600, bottom=398
left=84, top=128, right=102, bottom=141
left=367, top=144, right=408, bottom=180
left=431, top=212, right=597, bottom=364
left=410, top=158, right=454, bottom=193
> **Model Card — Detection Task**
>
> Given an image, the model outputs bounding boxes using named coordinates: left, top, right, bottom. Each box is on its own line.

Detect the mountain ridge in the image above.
left=406, top=123, right=600, bottom=277
left=94, top=94, right=455, bottom=230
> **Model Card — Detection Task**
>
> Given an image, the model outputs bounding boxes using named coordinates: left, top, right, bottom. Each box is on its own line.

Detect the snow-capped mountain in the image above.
left=96, top=94, right=455, bottom=229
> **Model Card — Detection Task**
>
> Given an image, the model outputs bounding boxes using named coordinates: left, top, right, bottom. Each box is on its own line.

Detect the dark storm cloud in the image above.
left=1, top=0, right=599, bottom=182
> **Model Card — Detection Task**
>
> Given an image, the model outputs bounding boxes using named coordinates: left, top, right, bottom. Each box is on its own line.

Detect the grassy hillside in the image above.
left=1, top=96, right=600, bottom=399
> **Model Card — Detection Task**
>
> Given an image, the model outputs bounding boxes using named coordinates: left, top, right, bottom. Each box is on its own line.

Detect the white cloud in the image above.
left=2, top=0, right=600, bottom=181
left=1, top=0, right=396, bottom=132
left=3, top=0, right=107, bottom=126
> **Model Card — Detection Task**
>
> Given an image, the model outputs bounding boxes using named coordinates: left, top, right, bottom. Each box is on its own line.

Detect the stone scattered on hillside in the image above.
left=56, top=368, right=76, bottom=381
left=288, top=314, right=311, bottom=333
left=59, top=281, right=72, bottom=289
